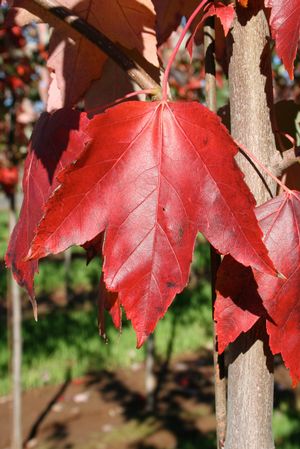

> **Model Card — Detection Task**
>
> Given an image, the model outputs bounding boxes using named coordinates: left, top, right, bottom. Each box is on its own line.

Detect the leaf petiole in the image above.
left=235, top=139, right=292, bottom=195
left=85, top=88, right=158, bottom=115
left=162, top=0, right=210, bottom=100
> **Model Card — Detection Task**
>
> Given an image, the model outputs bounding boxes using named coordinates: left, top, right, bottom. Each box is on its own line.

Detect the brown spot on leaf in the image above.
left=178, top=227, right=184, bottom=239
left=166, top=281, right=176, bottom=288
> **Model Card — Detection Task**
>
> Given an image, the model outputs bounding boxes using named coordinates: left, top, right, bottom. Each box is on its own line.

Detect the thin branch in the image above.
left=31, top=0, right=161, bottom=94
left=236, top=140, right=292, bottom=194
left=162, top=0, right=209, bottom=99
left=269, top=148, right=300, bottom=177
left=204, top=17, right=227, bottom=449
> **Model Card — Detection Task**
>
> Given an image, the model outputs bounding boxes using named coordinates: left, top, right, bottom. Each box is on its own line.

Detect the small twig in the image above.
left=269, top=148, right=300, bottom=177
left=236, top=140, right=292, bottom=194
left=31, top=0, right=161, bottom=93
left=85, top=88, right=156, bottom=115
left=279, top=173, right=287, bottom=195
left=162, top=0, right=209, bottom=99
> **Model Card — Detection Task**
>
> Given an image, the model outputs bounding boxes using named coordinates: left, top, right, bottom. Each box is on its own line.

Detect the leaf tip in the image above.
left=99, top=330, right=109, bottom=344
left=136, top=333, right=148, bottom=349
left=30, top=297, right=38, bottom=322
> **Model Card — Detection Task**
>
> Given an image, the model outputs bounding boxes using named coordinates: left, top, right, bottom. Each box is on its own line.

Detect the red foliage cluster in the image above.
left=0, top=166, right=18, bottom=194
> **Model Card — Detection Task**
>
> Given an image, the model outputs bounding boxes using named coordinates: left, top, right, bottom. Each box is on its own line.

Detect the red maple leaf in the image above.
left=7, top=0, right=159, bottom=109
left=215, top=191, right=300, bottom=384
left=186, top=2, right=235, bottom=58
left=265, top=0, right=300, bottom=79
left=26, top=100, right=275, bottom=345
left=5, top=109, right=89, bottom=304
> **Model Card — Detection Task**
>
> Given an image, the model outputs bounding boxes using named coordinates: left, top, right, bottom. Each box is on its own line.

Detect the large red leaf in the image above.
left=27, top=100, right=275, bottom=345
left=5, top=109, right=89, bottom=302
left=7, top=0, right=159, bottom=108
left=48, top=0, right=159, bottom=108
left=265, top=0, right=300, bottom=79
left=215, top=191, right=300, bottom=384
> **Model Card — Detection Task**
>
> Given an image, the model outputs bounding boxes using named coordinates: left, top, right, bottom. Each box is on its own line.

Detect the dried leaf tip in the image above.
left=136, top=333, right=148, bottom=349
left=99, top=331, right=109, bottom=344
left=31, top=297, right=38, bottom=322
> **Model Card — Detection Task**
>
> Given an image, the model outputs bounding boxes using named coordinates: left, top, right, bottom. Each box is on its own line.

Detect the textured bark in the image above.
left=225, top=8, right=276, bottom=449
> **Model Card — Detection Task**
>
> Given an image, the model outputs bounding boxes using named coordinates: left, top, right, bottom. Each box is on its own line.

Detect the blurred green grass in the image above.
left=0, top=223, right=213, bottom=396
left=0, top=289, right=212, bottom=396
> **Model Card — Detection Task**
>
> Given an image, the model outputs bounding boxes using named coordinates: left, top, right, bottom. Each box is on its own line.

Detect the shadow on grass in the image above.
left=83, top=348, right=215, bottom=449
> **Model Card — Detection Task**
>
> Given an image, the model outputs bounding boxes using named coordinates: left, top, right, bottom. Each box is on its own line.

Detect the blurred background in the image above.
left=1, top=5, right=300, bottom=449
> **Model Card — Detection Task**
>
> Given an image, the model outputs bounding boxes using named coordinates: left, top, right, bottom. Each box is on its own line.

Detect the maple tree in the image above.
left=3, top=0, right=300, bottom=447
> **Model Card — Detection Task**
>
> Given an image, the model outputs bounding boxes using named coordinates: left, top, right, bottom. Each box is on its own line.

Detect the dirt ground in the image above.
left=0, top=351, right=218, bottom=449
left=1, top=351, right=297, bottom=449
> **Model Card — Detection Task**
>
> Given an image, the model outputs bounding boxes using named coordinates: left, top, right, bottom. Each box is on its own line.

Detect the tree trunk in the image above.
left=225, top=8, right=276, bottom=449
left=8, top=194, right=23, bottom=449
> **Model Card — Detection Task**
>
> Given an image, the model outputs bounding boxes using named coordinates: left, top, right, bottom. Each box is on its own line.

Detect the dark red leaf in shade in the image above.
left=5, top=109, right=89, bottom=305
left=6, top=0, right=159, bottom=109
left=214, top=256, right=265, bottom=353
left=83, top=236, right=121, bottom=338
left=0, top=166, right=19, bottom=194
left=28, top=100, right=275, bottom=346
left=98, top=273, right=121, bottom=340
left=186, top=2, right=235, bottom=59
left=215, top=191, right=300, bottom=385
left=213, top=2, right=235, bottom=36
left=265, top=0, right=300, bottom=79
left=82, top=233, right=103, bottom=264
left=151, top=0, right=200, bottom=46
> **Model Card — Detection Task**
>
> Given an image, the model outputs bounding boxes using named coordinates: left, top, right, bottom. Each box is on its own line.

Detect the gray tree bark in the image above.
left=225, top=7, right=276, bottom=449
